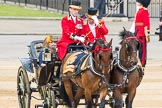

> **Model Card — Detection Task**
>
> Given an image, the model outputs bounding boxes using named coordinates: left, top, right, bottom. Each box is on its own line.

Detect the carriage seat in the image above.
left=31, top=41, right=61, bottom=86
left=35, top=43, right=43, bottom=59
left=67, top=44, right=85, bottom=53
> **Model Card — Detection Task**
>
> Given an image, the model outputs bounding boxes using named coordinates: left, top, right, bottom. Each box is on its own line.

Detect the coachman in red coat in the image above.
left=56, top=1, right=85, bottom=60
left=135, top=0, right=151, bottom=67
left=83, top=7, right=109, bottom=44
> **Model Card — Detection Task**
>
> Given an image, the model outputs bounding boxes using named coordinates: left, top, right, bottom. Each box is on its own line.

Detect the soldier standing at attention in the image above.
left=135, top=0, right=151, bottom=68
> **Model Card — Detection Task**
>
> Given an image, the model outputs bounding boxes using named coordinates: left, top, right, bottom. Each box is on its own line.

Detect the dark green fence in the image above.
left=3, top=0, right=90, bottom=15
left=3, top=0, right=162, bottom=18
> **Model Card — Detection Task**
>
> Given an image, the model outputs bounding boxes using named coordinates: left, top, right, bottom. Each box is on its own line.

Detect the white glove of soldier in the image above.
left=91, top=16, right=99, bottom=25
left=74, top=36, right=85, bottom=43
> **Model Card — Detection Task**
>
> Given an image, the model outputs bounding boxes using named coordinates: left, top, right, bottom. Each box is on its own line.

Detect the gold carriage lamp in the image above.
left=42, top=48, right=52, bottom=62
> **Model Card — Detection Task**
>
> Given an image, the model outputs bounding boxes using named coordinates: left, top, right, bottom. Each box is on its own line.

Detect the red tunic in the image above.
left=56, top=16, right=84, bottom=60
left=135, top=8, right=150, bottom=37
left=83, top=20, right=108, bottom=44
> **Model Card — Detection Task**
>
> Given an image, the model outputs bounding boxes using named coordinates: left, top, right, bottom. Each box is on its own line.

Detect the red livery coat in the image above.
left=83, top=20, right=108, bottom=44
left=56, top=16, right=84, bottom=60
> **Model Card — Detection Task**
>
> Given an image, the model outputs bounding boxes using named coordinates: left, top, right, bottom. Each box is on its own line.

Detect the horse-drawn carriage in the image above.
left=17, top=37, right=116, bottom=108
left=17, top=28, right=144, bottom=108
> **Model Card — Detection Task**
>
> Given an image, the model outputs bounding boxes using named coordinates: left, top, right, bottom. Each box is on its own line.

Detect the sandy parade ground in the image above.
left=1, top=60, right=162, bottom=108
left=0, top=35, right=162, bottom=108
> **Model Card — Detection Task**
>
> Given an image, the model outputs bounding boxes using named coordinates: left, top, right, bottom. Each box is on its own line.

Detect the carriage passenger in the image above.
left=135, top=0, right=151, bottom=68
left=39, top=35, right=55, bottom=67
left=83, top=7, right=109, bottom=45
left=56, top=1, right=85, bottom=60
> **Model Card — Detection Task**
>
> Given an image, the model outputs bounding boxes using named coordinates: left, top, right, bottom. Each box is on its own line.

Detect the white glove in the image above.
left=91, top=16, right=99, bottom=25
left=74, top=36, right=85, bottom=43
left=130, top=21, right=135, bottom=32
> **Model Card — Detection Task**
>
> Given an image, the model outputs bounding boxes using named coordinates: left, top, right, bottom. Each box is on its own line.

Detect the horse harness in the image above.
left=62, top=45, right=113, bottom=89
left=91, top=45, right=113, bottom=73
left=110, top=37, right=139, bottom=88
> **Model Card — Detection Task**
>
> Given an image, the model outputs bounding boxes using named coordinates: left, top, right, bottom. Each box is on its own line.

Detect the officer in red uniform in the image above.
left=83, top=7, right=108, bottom=44
left=135, top=0, right=151, bottom=68
left=56, top=1, right=85, bottom=60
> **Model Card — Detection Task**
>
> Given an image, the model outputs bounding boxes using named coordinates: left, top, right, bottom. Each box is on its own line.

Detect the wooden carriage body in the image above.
left=17, top=39, right=64, bottom=108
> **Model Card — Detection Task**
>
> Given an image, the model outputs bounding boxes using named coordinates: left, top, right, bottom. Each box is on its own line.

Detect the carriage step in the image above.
left=31, top=88, right=39, bottom=92
left=35, top=104, right=43, bottom=108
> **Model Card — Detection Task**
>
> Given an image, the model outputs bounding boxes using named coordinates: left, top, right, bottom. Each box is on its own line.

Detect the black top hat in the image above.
left=85, top=7, right=98, bottom=18
left=136, top=0, right=151, bottom=8
left=69, top=1, right=82, bottom=9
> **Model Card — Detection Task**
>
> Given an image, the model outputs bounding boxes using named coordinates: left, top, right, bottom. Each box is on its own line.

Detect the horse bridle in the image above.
left=125, top=37, right=139, bottom=51
left=92, top=45, right=112, bottom=70
left=123, top=37, right=139, bottom=65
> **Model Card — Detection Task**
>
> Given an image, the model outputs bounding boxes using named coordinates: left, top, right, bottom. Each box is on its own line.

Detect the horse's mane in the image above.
left=119, top=30, right=127, bottom=39
left=90, top=39, right=106, bottom=51
left=119, top=27, right=136, bottom=39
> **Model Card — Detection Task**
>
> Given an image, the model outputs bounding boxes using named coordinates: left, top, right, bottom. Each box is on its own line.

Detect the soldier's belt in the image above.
left=135, top=22, right=144, bottom=26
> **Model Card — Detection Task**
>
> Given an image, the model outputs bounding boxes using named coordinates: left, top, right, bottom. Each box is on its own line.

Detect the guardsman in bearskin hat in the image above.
left=56, top=1, right=85, bottom=60
left=83, top=7, right=109, bottom=45
left=135, top=0, right=151, bottom=68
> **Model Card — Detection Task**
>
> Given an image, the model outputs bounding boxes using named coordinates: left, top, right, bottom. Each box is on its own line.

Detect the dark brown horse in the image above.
left=61, top=39, right=113, bottom=108
left=109, top=28, right=143, bottom=108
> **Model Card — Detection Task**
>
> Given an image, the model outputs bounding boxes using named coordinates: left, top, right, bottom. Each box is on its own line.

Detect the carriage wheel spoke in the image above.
left=17, top=67, right=31, bottom=108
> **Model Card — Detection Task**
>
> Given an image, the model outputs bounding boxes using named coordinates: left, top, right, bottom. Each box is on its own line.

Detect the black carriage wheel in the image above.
left=38, top=85, right=46, bottom=100
left=17, top=66, right=31, bottom=108
left=109, top=97, right=115, bottom=108
left=43, top=88, right=57, bottom=108
left=93, top=96, right=98, bottom=108
left=51, top=90, right=57, bottom=108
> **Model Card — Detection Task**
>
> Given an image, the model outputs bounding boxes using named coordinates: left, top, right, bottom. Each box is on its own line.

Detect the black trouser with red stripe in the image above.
left=138, top=36, right=147, bottom=67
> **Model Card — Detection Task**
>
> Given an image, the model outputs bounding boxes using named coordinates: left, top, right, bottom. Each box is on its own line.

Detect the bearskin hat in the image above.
left=136, top=0, right=151, bottom=8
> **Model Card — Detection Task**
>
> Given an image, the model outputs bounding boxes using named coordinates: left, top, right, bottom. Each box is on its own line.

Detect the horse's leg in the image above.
left=75, top=87, right=83, bottom=106
left=85, top=88, right=93, bottom=108
left=63, top=80, right=76, bottom=108
left=113, top=89, right=123, bottom=108
left=99, top=85, right=107, bottom=108
left=125, top=88, right=136, bottom=108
